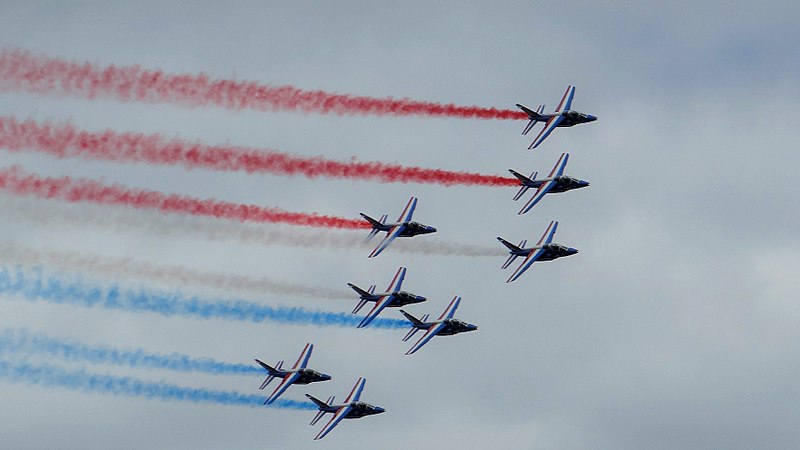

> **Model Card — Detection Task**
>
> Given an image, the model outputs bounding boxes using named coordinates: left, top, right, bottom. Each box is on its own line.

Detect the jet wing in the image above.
left=438, top=296, right=461, bottom=320
left=405, top=321, right=446, bottom=355
left=518, top=180, right=556, bottom=215
left=536, top=220, right=559, bottom=246
left=368, top=224, right=405, bottom=258
left=549, top=153, right=569, bottom=178
left=396, top=197, right=417, bottom=223
left=357, top=294, right=395, bottom=328
left=264, top=371, right=300, bottom=405
left=556, top=85, right=575, bottom=112
left=314, top=404, right=352, bottom=440
left=345, top=376, right=366, bottom=402
left=313, top=377, right=365, bottom=440
left=528, top=115, right=564, bottom=149
left=290, top=343, right=313, bottom=370
left=384, top=266, right=406, bottom=293
left=506, top=247, right=547, bottom=283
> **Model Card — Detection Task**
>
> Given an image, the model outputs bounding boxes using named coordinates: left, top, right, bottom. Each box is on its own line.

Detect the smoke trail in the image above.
left=0, top=241, right=351, bottom=300
left=0, top=165, right=367, bottom=230
left=0, top=328, right=261, bottom=375
left=0, top=117, right=519, bottom=187
left=1, top=195, right=503, bottom=257
left=0, top=49, right=527, bottom=120
left=0, top=266, right=407, bottom=329
left=0, top=359, right=312, bottom=409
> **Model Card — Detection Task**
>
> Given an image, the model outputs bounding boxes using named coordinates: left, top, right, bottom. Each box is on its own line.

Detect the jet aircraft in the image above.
left=255, top=343, right=331, bottom=405
left=400, top=296, right=477, bottom=355
left=509, top=152, right=589, bottom=214
left=348, top=266, right=427, bottom=328
left=498, top=220, right=578, bottom=283
left=360, top=197, right=437, bottom=258
left=517, top=85, right=597, bottom=149
left=306, top=377, right=385, bottom=440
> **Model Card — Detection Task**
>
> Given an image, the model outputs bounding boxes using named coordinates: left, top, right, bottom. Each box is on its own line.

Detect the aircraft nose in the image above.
left=468, top=324, right=478, bottom=332
left=569, top=248, right=579, bottom=255
left=587, top=114, right=597, bottom=122
left=321, top=373, right=332, bottom=381
left=416, top=296, right=427, bottom=303
left=428, top=226, right=437, bottom=233
left=374, top=407, right=386, bottom=414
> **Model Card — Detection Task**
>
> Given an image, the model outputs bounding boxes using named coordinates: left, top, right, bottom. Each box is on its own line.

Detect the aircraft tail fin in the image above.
left=400, top=310, right=428, bottom=342
left=518, top=104, right=545, bottom=135
left=361, top=213, right=387, bottom=241
left=349, top=283, right=378, bottom=314
left=510, top=170, right=537, bottom=201
left=347, top=283, right=371, bottom=298
left=306, top=394, right=335, bottom=425
left=497, top=237, right=523, bottom=253
left=256, top=359, right=284, bottom=389
left=499, top=238, right=526, bottom=269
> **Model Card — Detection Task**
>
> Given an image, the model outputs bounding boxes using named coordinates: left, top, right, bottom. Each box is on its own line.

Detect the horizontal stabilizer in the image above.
left=352, top=298, right=368, bottom=314
left=306, top=394, right=334, bottom=425
left=501, top=253, right=518, bottom=270
left=403, top=326, right=420, bottom=342
left=522, top=119, right=536, bottom=135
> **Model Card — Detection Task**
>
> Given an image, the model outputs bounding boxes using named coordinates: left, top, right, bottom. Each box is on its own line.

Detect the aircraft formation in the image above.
left=255, top=85, right=596, bottom=439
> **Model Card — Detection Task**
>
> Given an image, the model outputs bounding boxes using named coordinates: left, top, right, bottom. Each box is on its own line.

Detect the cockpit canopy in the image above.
left=565, top=110, right=590, bottom=119
left=353, top=401, right=374, bottom=409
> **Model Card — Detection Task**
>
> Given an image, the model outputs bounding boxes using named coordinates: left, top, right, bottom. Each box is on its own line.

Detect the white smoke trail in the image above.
left=0, top=240, right=349, bottom=299
left=0, top=195, right=502, bottom=257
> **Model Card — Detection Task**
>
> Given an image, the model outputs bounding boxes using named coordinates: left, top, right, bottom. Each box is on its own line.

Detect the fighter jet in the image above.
left=360, top=197, right=437, bottom=258
left=348, top=266, right=427, bottom=328
left=498, top=220, right=578, bottom=283
left=509, top=153, right=589, bottom=214
left=255, top=343, right=331, bottom=405
left=306, top=377, right=385, bottom=440
left=400, top=296, right=478, bottom=355
left=517, top=85, right=597, bottom=149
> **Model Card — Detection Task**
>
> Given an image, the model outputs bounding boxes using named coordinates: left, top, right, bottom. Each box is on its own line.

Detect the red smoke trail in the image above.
left=0, top=166, right=367, bottom=230
left=0, top=117, right=519, bottom=187
left=0, top=49, right=527, bottom=120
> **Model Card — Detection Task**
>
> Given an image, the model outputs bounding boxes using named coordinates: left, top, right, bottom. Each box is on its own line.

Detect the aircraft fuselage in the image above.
left=343, top=402, right=386, bottom=419
left=394, top=221, right=437, bottom=237
left=520, top=175, right=589, bottom=193
left=551, top=110, right=597, bottom=127
left=534, top=243, right=579, bottom=261
left=291, top=368, right=332, bottom=385
left=390, top=291, right=427, bottom=307
left=428, top=318, right=478, bottom=336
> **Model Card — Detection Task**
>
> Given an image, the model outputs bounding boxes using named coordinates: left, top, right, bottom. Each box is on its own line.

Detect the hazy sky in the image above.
left=1, top=1, right=798, bottom=448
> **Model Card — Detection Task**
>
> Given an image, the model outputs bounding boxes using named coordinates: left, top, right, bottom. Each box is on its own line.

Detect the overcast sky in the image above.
left=1, top=1, right=799, bottom=449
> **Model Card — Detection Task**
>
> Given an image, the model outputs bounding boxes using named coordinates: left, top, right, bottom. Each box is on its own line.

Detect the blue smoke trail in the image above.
left=0, top=266, right=407, bottom=329
left=0, top=328, right=262, bottom=375
left=0, top=359, right=314, bottom=410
